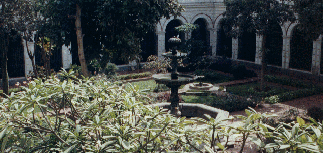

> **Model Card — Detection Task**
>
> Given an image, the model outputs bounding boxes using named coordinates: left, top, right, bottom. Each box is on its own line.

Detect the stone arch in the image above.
left=5, top=31, right=25, bottom=77
left=216, top=18, right=232, bottom=58
left=161, top=16, right=188, bottom=32
left=285, top=22, right=299, bottom=37
left=290, top=24, right=313, bottom=71
left=266, top=21, right=283, bottom=66
left=165, top=19, right=185, bottom=52
left=189, top=18, right=211, bottom=57
left=238, top=27, right=256, bottom=62
left=214, top=14, right=224, bottom=30
left=190, top=13, right=213, bottom=29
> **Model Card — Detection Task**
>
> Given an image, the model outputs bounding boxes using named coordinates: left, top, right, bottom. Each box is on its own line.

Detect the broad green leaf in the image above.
left=279, top=144, right=291, bottom=150
left=217, top=143, right=225, bottom=150
left=204, top=146, right=215, bottom=153
left=0, top=127, right=7, bottom=140
left=63, top=144, right=77, bottom=153
left=297, top=117, right=305, bottom=126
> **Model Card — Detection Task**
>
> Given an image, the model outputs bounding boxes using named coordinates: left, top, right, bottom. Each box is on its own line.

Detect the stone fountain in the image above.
left=153, top=36, right=198, bottom=115
left=152, top=36, right=229, bottom=119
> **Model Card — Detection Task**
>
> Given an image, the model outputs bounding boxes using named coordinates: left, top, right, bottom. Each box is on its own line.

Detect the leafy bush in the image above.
left=143, top=55, right=170, bottom=73
left=209, top=56, right=232, bottom=73
left=1, top=70, right=323, bottom=152
left=105, top=62, right=118, bottom=77
left=275, top=88, right=322, bottom=103
left=0, top=71, right=194, bottom=152
left=264, top=75, right=314, bottom=88
left=88, top=58, right=102, bottom=74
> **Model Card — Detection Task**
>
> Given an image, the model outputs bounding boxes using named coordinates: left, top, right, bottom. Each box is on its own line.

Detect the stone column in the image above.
left=62, top=44, right=72, bottom=69
left=232, top=38, right=238, bottom=60
left=255, top=34, right=263, bottom=65
left=157, top=30, right=166, bottom=59
left=23, top=40, right=35, bottom=77
left=282, top=36, right=291, bottom=69
left=311, top=35, right=322, bottom=75
left=208, top=28, right=217, bottom=57
left=185, top=31, right=191, bottom=40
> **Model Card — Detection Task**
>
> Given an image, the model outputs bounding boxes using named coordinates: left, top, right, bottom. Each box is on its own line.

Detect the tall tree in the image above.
left=0, top=0, right=25, bottom=95
left=40, top=0, right=183, bottom=76
left=293, top=0, right=323, bottom=41
left=16, top=0, right=48, bottom=78
left=223, top=0, right=295, bottom=91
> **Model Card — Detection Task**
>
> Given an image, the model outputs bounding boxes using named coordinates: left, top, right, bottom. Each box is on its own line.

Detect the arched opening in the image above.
left=7, top=31, right=25, bottom=77
left=189, top=18, right=210, bottom=57
left=216, top=19, right=232, bottom=58
left=238, top=28, right=256, bottom=62
left=165, top=19, right=184, bottom=52
left=140, top=30, right=157, bottom=62
left=265, top=22, right=283, bottom=66
left=290, top=25, right=313, bottom=71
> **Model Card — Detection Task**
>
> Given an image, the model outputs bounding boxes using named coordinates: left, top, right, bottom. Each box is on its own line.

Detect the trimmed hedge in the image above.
left=117, top=72, right=152, bottom=80
left=265, top=88, right=323, bottom=103
left=264, top=75, right=314, bottom=88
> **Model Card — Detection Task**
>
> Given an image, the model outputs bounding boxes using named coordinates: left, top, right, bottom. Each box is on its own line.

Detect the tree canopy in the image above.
left=293, top=0, right=323, bottom=40
left=223, top=0, right=295, bottom=37
left=40, top=0, right=183, bottom=65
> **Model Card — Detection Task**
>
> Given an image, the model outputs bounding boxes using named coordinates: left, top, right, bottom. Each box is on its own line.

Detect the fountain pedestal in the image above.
left=153, top=36, right=198, bottom=116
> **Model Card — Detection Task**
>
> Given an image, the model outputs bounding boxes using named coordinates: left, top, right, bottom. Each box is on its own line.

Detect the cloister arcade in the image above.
left=2, top=0, right=322, bottom=78
left=157, top=0, right=322, bottom=76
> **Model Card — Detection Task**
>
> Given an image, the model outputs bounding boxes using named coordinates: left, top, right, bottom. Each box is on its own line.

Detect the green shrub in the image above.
left=276, top=88, right=322, bottom=102
left=209, top=56, right=232, bottom=73
left=264, top=75, right=314, bottom=88
left=1, top=70, right=323, bottom=152
left=105, top=62, right=118, bottom=77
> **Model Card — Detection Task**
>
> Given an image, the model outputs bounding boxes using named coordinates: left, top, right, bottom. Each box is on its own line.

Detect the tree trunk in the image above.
left=260, top=35, right=267, bottom=91
left=1, top=34, right=9, bottom=96
left=75, top=4, right=89, bottom=77
left=47, top=40, right=51, bottom=77
left=24, top=34, right=38, bottom=78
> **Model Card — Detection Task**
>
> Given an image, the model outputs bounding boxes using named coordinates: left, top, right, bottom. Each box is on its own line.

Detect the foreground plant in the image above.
left=0, top=69, right=322, bottom=152
left=0, top=69, right=189, bottom=152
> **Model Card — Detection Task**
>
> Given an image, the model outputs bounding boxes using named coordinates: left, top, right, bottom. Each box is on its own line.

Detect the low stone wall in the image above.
left=151, top=102, right=229, bottom=120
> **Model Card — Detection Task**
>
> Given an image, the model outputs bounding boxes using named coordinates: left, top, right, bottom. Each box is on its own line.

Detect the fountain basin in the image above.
left=152, top=73, right=198, bottom=87
left=162, top=52, right=187, bottom=58
left=189, top=83, right=214, bottom=90
left=151, top=103, right=229, bottom=120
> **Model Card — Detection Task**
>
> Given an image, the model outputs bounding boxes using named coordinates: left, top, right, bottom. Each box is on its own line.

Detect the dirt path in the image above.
left=230, top=94, right=323, bottom=116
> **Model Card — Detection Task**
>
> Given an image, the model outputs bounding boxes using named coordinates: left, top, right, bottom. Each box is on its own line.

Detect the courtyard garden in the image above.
left=1, top=63, right=323, bottom=152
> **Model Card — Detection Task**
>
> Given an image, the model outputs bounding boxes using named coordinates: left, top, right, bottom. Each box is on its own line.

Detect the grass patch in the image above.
left=125, top=80, right=169, bottom=92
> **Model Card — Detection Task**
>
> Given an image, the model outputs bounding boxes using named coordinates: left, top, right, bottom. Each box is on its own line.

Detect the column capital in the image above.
left=157, top=31, right=165, bottom=35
